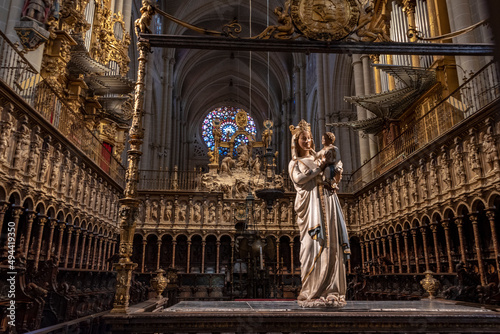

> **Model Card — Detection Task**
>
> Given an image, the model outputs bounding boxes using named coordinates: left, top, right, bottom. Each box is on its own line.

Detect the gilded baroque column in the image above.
left=216, top=241, right=221, bottom=274
left=395, top=233, right=403, bottom=273
left=141, top=239, right=147, bottom=273
left=63, top=226, right=74, bottom=268
left=430, top=223, right=441, bottom=273
left=485, top=210, right=500, bottom=283
left=403, top=0, right=421, bottom=67
left=420, top=226, right=430, bottom=272
left=454, top=217, right=468, bottom=264
left=23, top=211, right=37, bottom=258
left=34, top=215, right=47, bottom=270
left=111, top=0, right=152, bottom=314
left=402, top=231, right=410, bottom=273
left=72, top=227, right=81, bottom=269
left=469, top=213, right=487, bottom=286
left=156, top=240, right=162, bottom=270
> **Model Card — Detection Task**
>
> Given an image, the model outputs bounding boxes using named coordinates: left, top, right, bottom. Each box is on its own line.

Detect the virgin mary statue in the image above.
left=288, top=119, right=350, bottom=308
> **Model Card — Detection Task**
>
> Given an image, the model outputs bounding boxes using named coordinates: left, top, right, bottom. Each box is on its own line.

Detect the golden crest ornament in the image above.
left=290, top=0, right=360, bottom=41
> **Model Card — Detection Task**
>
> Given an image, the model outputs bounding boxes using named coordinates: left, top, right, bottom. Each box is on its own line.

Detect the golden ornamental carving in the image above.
left=150, top=269, right=169, bottom=298
left=290, top=0, right=360, bottom=41
left=420, top=270, right=440, bottom=299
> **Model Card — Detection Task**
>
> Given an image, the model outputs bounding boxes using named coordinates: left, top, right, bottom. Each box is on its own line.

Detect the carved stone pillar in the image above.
left=441, top=219, right=454, bottom=272
left=290, top=241, right=295, bottom=273
left=469, top=213, right=487, bottom=286
left=156, top=240, right=162, bottom=270
left=72, top=227, right=81, bottom=269
left=360, top=241, right=365, bottom=271
left=187, top=240, right=192, bottom=273
left=485, top=210, right=500, bottom=283
left=34, top=215, right=47, bottom=271
left=141, top=240, right=147, bottom=273
left=23, top=211, right=37, bottom=258
left=172, top=241, right=176, bottom=268
left=63, top=226, right=74, bottom=268
left=402, top=231, right=410, bottom=273
left=101, top=238, right=109, bottom=271
left=96, top=235, right=104, bottom=270
left=454, top=217, right=467, bottom=264
left=381, top=237, right=387, bottom=273
left=370, top=240, right=376, bottom=274
left=231, top=241, right=235, bottom=268
left=387, top=235, right=395, bottom=273
left=10, top=206, right=23, bottom=256
left=85, top=233, right=94, bottom=269
left=429, top=223, right=441, bottom=273
left=79, top=230, right=88, bottom=269
left=216, top=241, right=221, bottom=274
left=201, top=241, right=206, bottom=273
left=55, top=222, right=66, bottom=266
left=105, top=237, right=112, bottom=270
left=395, top=233, right=402, bottom=273
left=0, top=201, right=9, bottom=238
left=375, top=238, right=381, bottom=274
left=276, top=242, right=280, bottom=270
left=411, top=228, right=420, bottom=273
left=420, top=226, right=430, bottom=272
left=90, top=233, right=99, bottom=270
left=365, top=242, right=371, bottom=272
left=46, top=218, right=58, bottom=260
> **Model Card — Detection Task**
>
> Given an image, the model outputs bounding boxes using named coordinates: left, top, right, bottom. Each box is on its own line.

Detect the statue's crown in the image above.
left=289, top=119, right=311, bottom=136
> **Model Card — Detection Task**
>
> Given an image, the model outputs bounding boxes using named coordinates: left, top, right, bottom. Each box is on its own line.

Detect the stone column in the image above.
left=23, top=211, right=37, bottom=258
left=395, top=233, right=402, bottom=273
left=55, top=222, right=66, bottom=266
left=90, top=233, right=99, bottom=270
left=352, top=54, right=370, bottom=164
left=430, top=223, right=441, bottom=273
left=231, top=241, right=235, bottom=269
left=402, top=231, right=410, bottom=273
left=370, top=240, right=376, bottom=274
left=46, top=218, right=58, bottom=260
left=85, top=233, right=94, bottom=269
left=420, top=226, right=430, bottom=272
left=441, top=219, right=454, bottom=272
left=403, top=0, right=421, bottom=67
left=360, top=241, right=365, bottom=271
left=63, top=226, right=74, bottom=268
left=0, top=201, right=9, bottom=238
left=290, top=241, right=295, bottom=274
left=105, top=237, right=112, bottom=270
left=10, top=206, right=23, bottom=255
left=454, top=217, right=468, bottom=264
left=381, top=237, right=387, bottom=273
left=171, top=240, right=176, bottom=268
left=276, top=242, right=280, bottom=270
left=156, top=240, right=162, bottom=270
left=34, top=215, right=47, bottom=271
left=216, top=241, right=221, bottom=274
left=469, top=213, right=487, bottom=286
left=411, top=229, right=420, bottom=273
left=365, top=242, right=371, bottom=272
left=485, top=210, right=500, bottom=283
left=387, top=235, right=395, bottom=273
left=96, top=235, right=104, bottom=271
left=72, top=228, right=81, bottom=269
left=141, top=240, right=147, bottom=273
left=187, top=240, right=192, bottom=273
left=101, top=238, right=109, bottom=271
left=79, top=230, right=88, bottom=269
left=375, top=238, right=381, bottom=274
left=201, top=241, right=206, bottom=273
left=361, top=54, right=378, bottom=159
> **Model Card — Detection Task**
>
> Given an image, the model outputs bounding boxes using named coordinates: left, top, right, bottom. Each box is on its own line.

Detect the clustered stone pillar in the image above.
left=486, top=210, right=500, bottom=283
left=430, top=223, right=441, bottom=273
left=469, top=214, right=487, bottom=286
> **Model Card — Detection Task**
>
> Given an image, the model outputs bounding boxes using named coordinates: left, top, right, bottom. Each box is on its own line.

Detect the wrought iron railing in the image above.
left=350, top=60, right=500, bottom=192
left=0, top=30, right=125, bottom=187
left=138, top=168, right=352, bottom=194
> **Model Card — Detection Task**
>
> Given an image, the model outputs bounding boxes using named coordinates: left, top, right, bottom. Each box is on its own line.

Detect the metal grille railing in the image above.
left=0, top=30, right=125, bottom=187
left=351, top=60, right=500, bottom=192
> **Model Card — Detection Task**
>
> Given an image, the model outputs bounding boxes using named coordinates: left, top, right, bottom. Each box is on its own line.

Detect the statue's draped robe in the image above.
left=289, top=156, right=347, bottom=305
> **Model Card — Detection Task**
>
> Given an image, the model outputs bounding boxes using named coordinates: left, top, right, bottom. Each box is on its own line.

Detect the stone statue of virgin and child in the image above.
left=288, top=119, right=350, bottom=308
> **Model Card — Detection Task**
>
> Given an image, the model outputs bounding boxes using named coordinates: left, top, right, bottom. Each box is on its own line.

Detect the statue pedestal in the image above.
left=208, top=163, right=218, bottom=175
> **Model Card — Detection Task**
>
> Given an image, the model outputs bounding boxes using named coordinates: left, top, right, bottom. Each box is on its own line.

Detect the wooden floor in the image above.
left=104, top=299, right=500, bottom=333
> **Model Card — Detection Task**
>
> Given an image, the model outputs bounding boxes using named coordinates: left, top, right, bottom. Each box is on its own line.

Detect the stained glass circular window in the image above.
left=202, top=107, right=257, bottom=156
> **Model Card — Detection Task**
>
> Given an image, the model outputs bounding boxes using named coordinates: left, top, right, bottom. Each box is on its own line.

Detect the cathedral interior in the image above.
left=0, top=0, right=500, bottom=333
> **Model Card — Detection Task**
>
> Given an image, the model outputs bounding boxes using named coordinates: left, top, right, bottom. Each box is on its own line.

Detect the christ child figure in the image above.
left=316, top=132, right=343, bottom=190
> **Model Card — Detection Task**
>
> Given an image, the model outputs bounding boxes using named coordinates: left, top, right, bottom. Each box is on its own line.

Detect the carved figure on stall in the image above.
left=482, top=131, right=499, bottom=173
left=452, top=140, right=467, bottom=185
left=249, top=154, right=262, bottom=176
left=408, top=166, right=418, bottom=204
left=151, top=201, right=159, bottom=221
left=254, top=204, right=262, bottom=223
left=429, top=155, right=439, bottom=195
left=208, top=202, right=216, bottom=222
left=144, top=196, right=152, bottom=221
left=418, top=160, right=428, bottom=200
left=393, top=175, right=400, bottom=210
left=467, top=136, right=482, bottom=179
left=400, top=170, right=409, bottom=207
left=0, top=105, right=13, bottom=162
left=220, top=156, right=235, bottom=176
left=179, top=202, right=187, bottom=222
left=223, top=203, right=231, bottom=222
left=193, top=202, right=202, bottom=222
left=280, top=203, right=288, bottom=222
left=165, top=202, right=173, bottom=222
left=385, top=179, right=393, bottom=213
left=13, top=118, right=31, bottom=171
left=27, top=126, right=42, bottom=176
left=440, top=151, right=451, bottom=190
